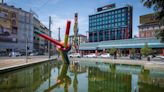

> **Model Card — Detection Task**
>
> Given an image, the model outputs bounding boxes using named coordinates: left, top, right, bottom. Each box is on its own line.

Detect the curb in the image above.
left=0, top=58, right=56, bottom=74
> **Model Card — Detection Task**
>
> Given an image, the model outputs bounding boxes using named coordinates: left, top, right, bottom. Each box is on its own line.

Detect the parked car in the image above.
left=9, top=52, right=21, bottom=57
left=156, top=55, right=164, bottom=59
left=69, top=53, right=81, bottom=58
left=38, top=51, right=45, bottom=55
left=100, top=53, right=111, bottom=58
left=84, top=53, right=97, bottom=58
left=130, top=53, right=141, bottom=60
left=30, top=52, right=39, bottom=56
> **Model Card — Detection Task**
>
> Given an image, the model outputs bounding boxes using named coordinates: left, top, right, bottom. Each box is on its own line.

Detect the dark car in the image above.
left=38, top=51, right=44, bottom=55
left=130, top=53, right=141, bottom=60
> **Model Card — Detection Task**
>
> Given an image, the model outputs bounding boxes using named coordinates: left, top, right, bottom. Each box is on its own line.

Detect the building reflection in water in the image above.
left=87, top=62, right=164, bottom=92
left=88, top=65, right=132, bottom=92
left=0, top=61, right=53, bottom=92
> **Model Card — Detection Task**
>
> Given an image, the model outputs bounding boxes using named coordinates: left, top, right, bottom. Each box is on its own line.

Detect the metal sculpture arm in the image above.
left=34, top=21, right=71, bottom=64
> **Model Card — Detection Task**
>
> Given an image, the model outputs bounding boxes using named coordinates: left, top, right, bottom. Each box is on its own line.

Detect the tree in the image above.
left=141, top=43, right=153, bottom=57
left=141, top=0, right=164, bottom=42
left=130, top=48, right=135, bottom=55
left=107, top=47, right=117, bottom=56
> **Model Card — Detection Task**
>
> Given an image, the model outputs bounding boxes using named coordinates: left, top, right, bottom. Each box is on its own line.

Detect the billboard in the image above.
left=97, top=4, right=116, bottom=12
left=0, top=8, right=18, bottom=43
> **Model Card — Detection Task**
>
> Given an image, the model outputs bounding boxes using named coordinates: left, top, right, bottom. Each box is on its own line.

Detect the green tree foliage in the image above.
left=107, top=47, right=117, bottom=55
left=141, top=0, right=164, bottom=42
left=130, top=48, right=135, bottom=55
left=141, top=43, right=153, bottom=57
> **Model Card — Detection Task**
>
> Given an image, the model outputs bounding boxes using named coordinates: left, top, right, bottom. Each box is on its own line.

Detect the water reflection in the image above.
left=0, top=61, right=52, bottom=92
left=44, top=62, right=84, bottom=92
left=44, top=64, right=71, bottom=92
left=0, top=61, right=164, bottom=92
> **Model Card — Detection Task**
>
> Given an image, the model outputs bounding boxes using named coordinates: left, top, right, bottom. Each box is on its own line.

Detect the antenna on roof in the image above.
left=30, top=9, right=39, bottom=18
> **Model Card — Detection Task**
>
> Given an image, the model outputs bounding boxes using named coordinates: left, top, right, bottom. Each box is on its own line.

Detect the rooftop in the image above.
left=69, top=34, right=87, bottom=37
left=89, top=4, right=132, bottom=16
left=0, top=3, right=31, bottom=14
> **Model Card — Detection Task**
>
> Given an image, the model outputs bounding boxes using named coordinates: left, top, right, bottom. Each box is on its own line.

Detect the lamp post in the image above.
left=58, top=27, right=61, bottom=42
left=48, top=16, right=52, bottom=59
left=25, top=13, right=28, bottom=63
left=58, top=27, right=61, bottom=58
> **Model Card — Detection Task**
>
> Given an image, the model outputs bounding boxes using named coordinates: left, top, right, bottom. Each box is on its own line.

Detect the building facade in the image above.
left=88, top=4, right=133, bottom=42
left=69, top=34, right=87, bottom=45
left=79, top=38, right=164, bottom=56
left=69, top=34, right=87, bottom=53
left=138, top=13, right=164, bottom=38
left=0, top=3, right=50, bottom=56
left=33, top=17, right=49, bottom=54
left=0, top=3, right=33, bottom=54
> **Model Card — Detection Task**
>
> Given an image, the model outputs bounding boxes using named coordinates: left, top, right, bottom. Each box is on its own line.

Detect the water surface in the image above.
left=0, top=60, right=164, bottom=92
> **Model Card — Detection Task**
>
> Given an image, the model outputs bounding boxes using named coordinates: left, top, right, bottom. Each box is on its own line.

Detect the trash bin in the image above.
left=147, top=57, right=150, bottom=61
left=114, top=55, right=117, bottom=59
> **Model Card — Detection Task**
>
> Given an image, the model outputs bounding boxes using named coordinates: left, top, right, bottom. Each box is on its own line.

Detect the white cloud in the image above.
left=50, top=15, right=73, bottom=40
left=48, top=14, right=88, bottom=40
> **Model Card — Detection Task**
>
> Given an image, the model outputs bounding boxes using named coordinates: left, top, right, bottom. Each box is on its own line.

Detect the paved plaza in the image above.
left=0, top=55, right=57, bottom=71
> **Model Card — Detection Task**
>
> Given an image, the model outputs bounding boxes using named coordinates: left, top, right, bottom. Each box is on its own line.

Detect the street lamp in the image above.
left=25, top=13, right=28, bottom=63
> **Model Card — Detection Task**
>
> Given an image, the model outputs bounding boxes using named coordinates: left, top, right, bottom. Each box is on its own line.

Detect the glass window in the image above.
left=115, top=11, right=117, bottom=14
left=106, top=17, right=108, bottom=20
left=106, top=21, right=108, bottom=24
left=112, top=11, right=114, bottom=14
left=106, top=25, right=108, bottom=28
left=106, top=13, right=108, bottom=16
left=103, top=13, right=105, bottom=16
left=115, top=23, right=117, bottom=26
left=122, top=22, right=125, bottom=25
left=108, top=12, right=111, bottom=15
left=122, top=9, right=125, bottom=12
left=115, top=15, right=118, bottom=18
left=118, top=10, right=121, bottom=13
left=122, top=13, right=125, bottom=17
left=122, top=18, right=125, bottom=21
left=118, top=14, right=121, bottom=17
left=118, top=23, right=121, bottom=26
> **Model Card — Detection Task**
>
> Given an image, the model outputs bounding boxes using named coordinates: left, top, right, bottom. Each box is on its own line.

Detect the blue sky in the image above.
left=6, top=0, right=153, bottom=40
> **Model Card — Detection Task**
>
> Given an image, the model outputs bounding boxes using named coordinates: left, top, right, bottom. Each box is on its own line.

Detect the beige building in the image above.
left=0, top=3, right=33, bottom=55
left=0, top=3, right=50, bottom=56
left=69, top=34, right=87, bottom=45
left=33, top=17, right=50, bottom=54
left=138, top=13, right=164, bottom=38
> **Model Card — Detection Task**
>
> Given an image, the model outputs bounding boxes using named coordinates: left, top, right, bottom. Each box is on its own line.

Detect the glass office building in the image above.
left=88, top=4, right=133, bottom=42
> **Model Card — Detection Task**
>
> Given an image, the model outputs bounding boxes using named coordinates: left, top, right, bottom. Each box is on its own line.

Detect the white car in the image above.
left=30, top=52, right=38, bottom=56
left=156, top=55, right=164, bottom=59
left=100, top=53, right=111, bottom=58
left=84, top=53, right=97, bottom=58
left=9, top=52, right=21, bottom=57
left=69, top=53, right=81, bottom=58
